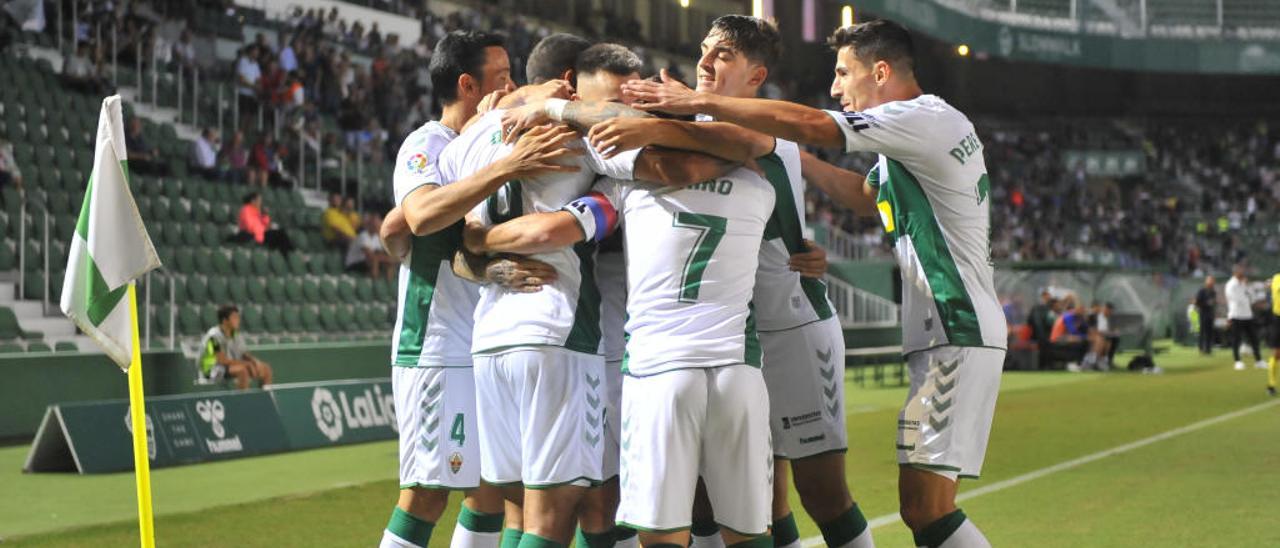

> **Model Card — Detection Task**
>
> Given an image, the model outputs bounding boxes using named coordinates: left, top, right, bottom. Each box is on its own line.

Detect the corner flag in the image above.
left=59, top=95, right=161, bottom=369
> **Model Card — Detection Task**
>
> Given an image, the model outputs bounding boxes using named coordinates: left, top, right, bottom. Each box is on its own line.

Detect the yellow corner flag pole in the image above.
left=125, top=283, right=156, bottom=548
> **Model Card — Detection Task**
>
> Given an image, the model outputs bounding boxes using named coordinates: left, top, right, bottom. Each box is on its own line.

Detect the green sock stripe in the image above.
left=691, top=518, right=720, bottom=537
left=772, top=513, right=801, bottom=546
left=387, top=507, right=435, bottom=546
left=501, top=528, right=524, bottom=548
left=646, top=544, right=683, bottom=548
left=819, top=503, right=870, bottom=546
left=614, top=525, right=637, bottom=541
left=913, top=509, right=967, bottom=548
left=516, top=532, right=565, bottom=548
left=728, top=536, right=773, bottom=548
left=580, top=529, right=615, bottom=548
left=458, top=506, right=504, bottom=533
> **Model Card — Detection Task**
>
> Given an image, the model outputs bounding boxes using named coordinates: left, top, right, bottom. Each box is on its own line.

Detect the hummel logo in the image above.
left=823, top=384, right=838, bottom=399
left=938, top=359, right=960, bottom=376
left=586, top=393, right=601, bottom=409
left=425, top=416, right=439, bottom=432
left=426, top=383, right=442, bottom=399
left=929, top=415, right=951, bottom=432
left=424, top=436, right=438, bottom=451
left=816, top=347, right=832, bottom=365
left=585, top=374, right=600, bottom=389
left=827, top=401, right=841, bottom=417
left=583, top=431, right=600, bottom=446
left=585, top=411, right=600, bottom=428
left=935, top=377, right=956, bottom=395
left=819, top=365, right=836, bottom=381
left=933, top=397, right=953, bottom=413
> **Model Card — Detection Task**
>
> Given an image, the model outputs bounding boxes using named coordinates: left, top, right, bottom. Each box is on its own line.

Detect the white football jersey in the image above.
left=597, top=231, right=627, bottom=363
left=390, top=121, right=482, bottom=367
left=826, top=94, right=1007, bottom=354
left=753, top=139, right=835, bottom=331
left=439, top=110, right=641, bottom=355
left=573, top=170, right=774, bottom=377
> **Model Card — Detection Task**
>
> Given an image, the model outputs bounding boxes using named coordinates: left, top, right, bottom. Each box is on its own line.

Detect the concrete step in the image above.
left=0, top=281, right=18, bottom=303
left=21, top=316, right=77, bottom=338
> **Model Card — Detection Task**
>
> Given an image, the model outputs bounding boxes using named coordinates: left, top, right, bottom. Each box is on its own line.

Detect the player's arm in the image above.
left=800, top=150, right=876, bottom=217
left=465, top=211, right=585, bottom=255
left=620, top=70, right=845, bottom=148
left=402, top=124, right=581, bottom=236
left=633, top=148, right=736, bottom=187
left=587, top=118, right=775, bottom=163
left=380, top=207, right=412, bottom=259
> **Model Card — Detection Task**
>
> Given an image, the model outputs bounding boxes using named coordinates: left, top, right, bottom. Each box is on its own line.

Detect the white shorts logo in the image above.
left=195, top=399, right=227, bottom=438
left=312, top=388, right=344, bottom=441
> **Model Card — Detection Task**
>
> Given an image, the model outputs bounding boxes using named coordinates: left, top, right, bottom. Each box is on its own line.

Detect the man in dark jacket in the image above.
left=1195, top=276, right=1217, bottom=354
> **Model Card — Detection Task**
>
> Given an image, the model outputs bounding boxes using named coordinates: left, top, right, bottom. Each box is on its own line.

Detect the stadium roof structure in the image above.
left=855, top=0, right=1280, bottom=74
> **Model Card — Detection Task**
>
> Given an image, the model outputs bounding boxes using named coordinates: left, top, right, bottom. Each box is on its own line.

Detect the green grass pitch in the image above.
left=2, top=346, right=1278, bottom=546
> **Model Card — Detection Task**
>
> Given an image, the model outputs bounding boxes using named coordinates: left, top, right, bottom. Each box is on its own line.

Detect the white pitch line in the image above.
left=800, top=398, right=1280, bottom=546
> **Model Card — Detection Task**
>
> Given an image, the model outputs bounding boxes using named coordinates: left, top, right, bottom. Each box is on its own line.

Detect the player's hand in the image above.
left=788, top=239, right=828, bottom=279
left=485, top=255, right=559, bottom=293
left=501, top=102, right=553, bottom=144
left=503, top=123, right=582, bottom=177
left=587, top=117, right=658, bottom=158
left=622, top=69, right=704, bottom=115
left=497, top=79, right=576, bottom=110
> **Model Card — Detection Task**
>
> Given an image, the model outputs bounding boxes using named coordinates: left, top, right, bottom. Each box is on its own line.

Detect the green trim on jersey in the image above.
left=744, top=302, right=761, bottom=367
left=565, top=241, right=603, bottom=355
left=758, top=152, right=834, bottom=320
left=394, top=221, right=463, bottom=366
left=877, top=158, right=983, bottom=346
left=485, top=180, right=524, bottom=224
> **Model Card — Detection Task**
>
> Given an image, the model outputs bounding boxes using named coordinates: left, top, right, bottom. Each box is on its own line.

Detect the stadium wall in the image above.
left=0, top=342, right=391, bottom=441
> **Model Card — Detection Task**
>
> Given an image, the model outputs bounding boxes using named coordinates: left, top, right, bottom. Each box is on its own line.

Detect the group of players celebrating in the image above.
left=377, top=14, right=1005, bottom=548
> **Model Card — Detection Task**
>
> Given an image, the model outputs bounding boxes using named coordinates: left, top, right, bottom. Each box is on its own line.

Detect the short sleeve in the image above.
left=824, top=104, right=919, bottom=157
left=579, top=138, right=642, bottom=181
left=393, top=131, right=453, bottom=206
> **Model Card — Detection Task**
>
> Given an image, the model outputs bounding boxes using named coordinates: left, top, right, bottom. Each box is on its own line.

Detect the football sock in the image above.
left=614, top=526, right=638, bottom=548
left=691, top=518, right=725, bottom=548
left=451, top=506, right=503, bottom=548
left=819, top=504, right=874, bottom=548
left=516, top=532, right=564, bottom=548
left=381, top=506, right=434, bottom=548
left=574, top=527, right=616, bottom=548
left=1268, top=356, right=1277, bottom=388
left=772, top=513, right=801, bottom=548
left=500, top=528, right=523, bottom=548
left=913, top=509, right=990, bottom=548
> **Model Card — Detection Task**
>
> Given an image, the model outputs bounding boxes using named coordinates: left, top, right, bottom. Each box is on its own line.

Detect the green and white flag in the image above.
left=60, top=96, right=161, bottom=369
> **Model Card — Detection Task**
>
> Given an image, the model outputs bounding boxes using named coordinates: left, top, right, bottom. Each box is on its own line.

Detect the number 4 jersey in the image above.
left=565, top=165, right=776, bottom=377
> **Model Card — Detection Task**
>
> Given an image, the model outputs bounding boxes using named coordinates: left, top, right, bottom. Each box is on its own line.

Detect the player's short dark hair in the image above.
left=708, top=15, right=783, bottom=69
left=575, top=43, right=643, bottom=77
left=430, top=30, right=507, bottom=106
left=828, top=19, right=915, bottom=73
left=526, top=33, right=592, bottom=84
left=242, top=191, right=260, bottom=204
left=217, top=304, right=239, bottom=323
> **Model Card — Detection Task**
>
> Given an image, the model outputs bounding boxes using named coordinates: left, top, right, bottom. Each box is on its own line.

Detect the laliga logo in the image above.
left=312, top=388, right=345, bottom=442
left=311, top=385, right=397, bottom=442
left=195, top=399, right=227, bottom=438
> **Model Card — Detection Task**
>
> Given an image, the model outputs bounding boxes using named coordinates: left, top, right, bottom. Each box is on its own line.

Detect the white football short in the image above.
left=603, top=359, right=623, bottom=480
left=897, top=345, right=1004, bottom=480
left=473, top=347, right=607, bottom=487
left=616, top=365, right=772, bottom=535
left=393, top=365, right=481, bottom=490
left=760, top=317, right=848, bottom=460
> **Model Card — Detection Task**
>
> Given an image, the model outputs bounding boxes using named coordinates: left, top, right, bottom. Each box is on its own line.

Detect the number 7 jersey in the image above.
left=569, top=167, right=776, bottom=377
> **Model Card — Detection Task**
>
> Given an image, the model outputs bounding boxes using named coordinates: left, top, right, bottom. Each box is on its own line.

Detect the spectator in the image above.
left=62, top=41, right=107, bottom=94
left=191, top=127, right=221, bottom=179
left=321, top=192, right=357, bottom=246
left=1027, top=290, right=1057, bottom=351
left=249, top=134, right=278, bottom=187
left=235, top=45, right=262, bottom=119
left=173, top=30, right=196, bottom=68
left=197, top=304, right=273, bottom=390
left=1083, top=302, right=1116, bottom=371
left=342, top=196, right=360, bottom=228
left=345, top=213, right=397, bottom=280
left=1049, top=296, right=1089, bottom=370
left=222, top=131, right=249, bottom=183
left=1194, top=275, right=1218, bottom=354
left=236, top=192, right=294, bottom=254
left=279, top=36, right=299, bottom=73
left=1225, top=265, right=1262, bottom=370
left=0, top=138, right=23, bottom=191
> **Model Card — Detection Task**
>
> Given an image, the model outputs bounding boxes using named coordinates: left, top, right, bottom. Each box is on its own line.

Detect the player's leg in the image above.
left=1245, top=319, right=1263, bottom=365
left=1230, top=320, right=1244, bottom=368
left=1268, top=316, right=1279, bottom=396
left=431, top=368, right=504, bottom=548
left=1200, top=313, right=1214, bottom=354
left=518, top=348, right=607, bottom=546
left=691, top=480, right=725, bottom=548
left=701, top=365, right=772, bottom=547
left=763, top=319, right=873, bottom=548
left=252, top=359, right=273, bottom=386
left=895, top=347, right=1003, bottom=548
left=617, top=370, right=706, bottom=548
left=770, top=461, right=800, bottom=548
left=384, top=366, right=452, bottom=548
left=475, top=354, right=527, bottom=543
left=577, top=358, right=629, bottom=548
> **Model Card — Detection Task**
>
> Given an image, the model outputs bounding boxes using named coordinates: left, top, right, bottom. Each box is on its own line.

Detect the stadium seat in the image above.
left=302, top=280, right=321, bottom=303
left=288, top=253, right=308, bottom=276
left=307, top=253, right=328, bottom=275
left=284, top=279, right=304, bottom=302
left=355, top=278, right=374, bottom=301
left=27, top=341, right=51, bottom=352
left=54, top=341, right=78, bottom=352
left=325, top=253, right=343, bottom=274
left=241, top=306, right=261, bottom=332
left=200, top=304, right=218, bottom=328
left=207, top=277, right=229, bottom=303
left=338, top=279, right=356, bottom=302
left=152, top=305, right=173, bottom=336
left=163, top=222, right=184, bottom=247
left=266, top=278, right=286, bottom=303
left=152, top=197, right=170, bottom=222
left=268, top=252, right=288, bottom=276
left=262, top=307, right=284, bottom=334
left=319, top=279, right=339, bottom=302
left=179, top=306, right=203, bottom=336
left=230, top=277, right=249, bottom=303
left=0, top=240, right=15, bottom=271
left=194, top=248, right=215, bottom=273
left=0, top=342, right=23, bottom=353
left=0, top=307, right=24, bottom=340
left=173, top=248, right=195, bottom=274
left=302, top=307, right=323, bottom=332
left=248, top=277, right=268, bottom=302
left=284, top=305, right=305, bottom=332
left=201, top=223, right=224, bottom=247
left=211, top=250, right=233, bottom=276
left=181, top=223, right=201, bottom=247
left=250, top=249, right=270, bottom=276
left=373, top=279, right=393, bottom=300
left=232, top=249, right=253, bottom=276
left=186, top=276, right=208, bottom=303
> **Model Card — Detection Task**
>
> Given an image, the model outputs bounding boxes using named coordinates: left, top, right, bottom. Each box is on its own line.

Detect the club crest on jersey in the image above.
left=405, top=152, right=430, bottom=174
left=449, top=452, right=463, bottom=474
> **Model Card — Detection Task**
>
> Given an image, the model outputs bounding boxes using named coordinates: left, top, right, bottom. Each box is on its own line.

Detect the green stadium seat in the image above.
left=241, top=306, right=261, bottom=332
left=302, top=306, right=323, bottom=332
left=151, top=305, right=173, bottom=336
left=27, top=341, right=51, bottom=352
left=284, top=305, right=305, bottom=332
left=302, top=280, right=321, bottom=303
left=373, top=278, right=393, bottom=300
left=54, top=341, right=78, bottom=352
left=190, top=201, right=210, bottom=223
left=232, top=249, right=253, bottom=276
left=325, top=253, right=343, bottom=274
left=251, top=249, right=270, bottom=276
left=211, top=250, right=233, bottom=275
left=263, top=307, right=284, bottom=334
left=228, top=278, right=249, bottom=304
left=284, top=279, right=304, bottom=302
left=319, top=279, right=339, bottom=302
left=186, top=276, right=208, bottom=303
left=268, top=252, right=288, bottom=276
left=355, top=278, right=374, bottom=301
left=200, top=304, right=218, bottom=328
left=194, top=248, right=215, bottom=273
left=152, top=197, right=170, bottom=222
left=0, top=307, right=24, bottom=340
left=207, top=276, right=229, bottom=303
left=163, top=222, right=183, bottom=247
left=288, top=253, right=308, bottom=276
left=320, top=306, right=342, bottom=332
left=163, top=179, right=183, bottom=200
left=0, top=342, right=23, bottom=353
left=179, top=307, right=202, bottom=336
left=181, top=223, right=201, bottom=247
left=0, top=240, right=14, bottom=271
left=307, top=253, right=328, bottom=275
left=338, top=279, right=357, bottom=302
left=247, top=278, right=267, bottom=302
left=266, top=278, right=286, bottom=303
left=173, top=248, right=195, bottom=274
left=201, top=223, right=224, bottom=247
left=155, top=247, right=175, bottom=271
